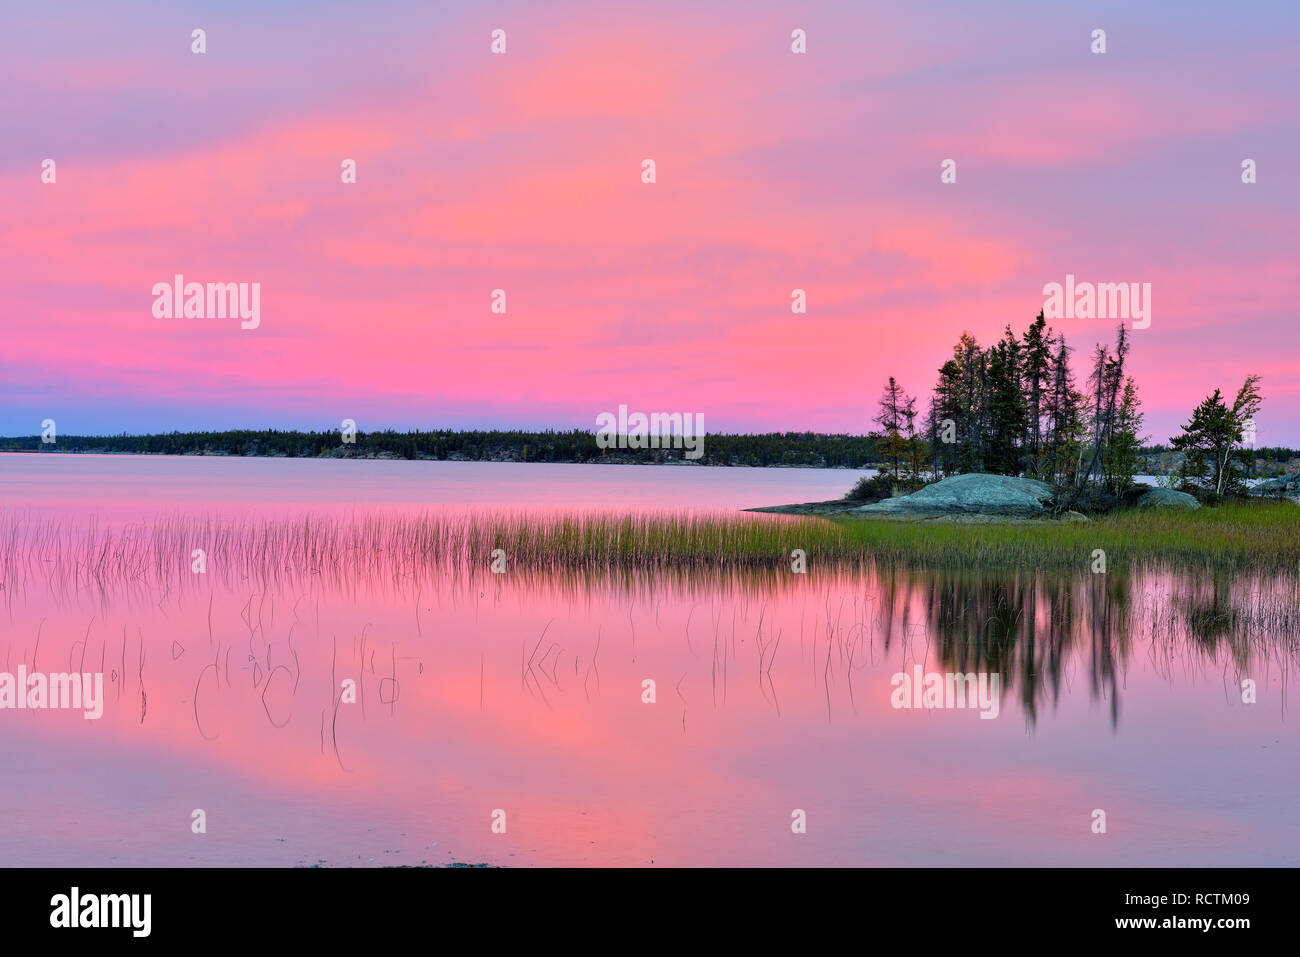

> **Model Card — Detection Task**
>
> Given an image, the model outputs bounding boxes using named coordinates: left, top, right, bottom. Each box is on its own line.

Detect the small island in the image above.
left=748, top=313, right=1297, bottom=569
left=756, top=314, right=1288, bottom=516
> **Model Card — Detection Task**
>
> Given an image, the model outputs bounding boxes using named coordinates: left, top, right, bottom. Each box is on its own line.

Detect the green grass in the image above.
left=482, top=500, right=1300, bottom=572
left=473, top=500, right=1300, bottom=572
left=820, top=500, right=1300, bottom=571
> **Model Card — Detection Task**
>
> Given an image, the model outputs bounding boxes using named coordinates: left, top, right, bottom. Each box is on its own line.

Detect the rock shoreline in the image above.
left=750, top=473, right=1202, bottom=521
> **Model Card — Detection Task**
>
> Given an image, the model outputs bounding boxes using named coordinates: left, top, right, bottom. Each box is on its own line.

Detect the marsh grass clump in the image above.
left=826, top=500, right=1300, bottom=572
left=1, top=502, right=1298, bottom=602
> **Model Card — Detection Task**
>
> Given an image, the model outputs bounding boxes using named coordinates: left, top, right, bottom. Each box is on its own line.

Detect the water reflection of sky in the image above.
left=0, top=458, right=1296, bottom=867
left=0, top=454, right=878, bottom=522
left=1, top=559, right=1295, bottom=867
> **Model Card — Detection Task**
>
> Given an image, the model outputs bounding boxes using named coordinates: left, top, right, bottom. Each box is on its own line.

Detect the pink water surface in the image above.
left=0, top=453, right=874, bottom=522
left=0, top=456, right=1296, bottom=867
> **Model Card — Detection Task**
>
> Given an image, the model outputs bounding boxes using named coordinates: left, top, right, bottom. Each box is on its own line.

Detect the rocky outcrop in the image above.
left=855, top=474, right=1056, bottom=518
left=1134, top=487, right=1200, bottom=510
left=1248, top=473, right=1300, bottom=504
left=1250, top=473, right=1300, bottom=495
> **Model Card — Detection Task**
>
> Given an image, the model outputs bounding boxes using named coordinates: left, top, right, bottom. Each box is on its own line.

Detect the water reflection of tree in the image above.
left=892, top=569, right=1135, bottom=729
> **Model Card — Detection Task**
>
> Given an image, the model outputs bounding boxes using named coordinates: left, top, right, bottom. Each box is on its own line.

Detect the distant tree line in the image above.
left=0, top=428, right=884, bottom=469
left=0, top=347, right=1274, bottom=495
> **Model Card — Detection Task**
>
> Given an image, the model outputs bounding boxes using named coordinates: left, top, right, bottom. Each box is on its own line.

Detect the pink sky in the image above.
left=2, top=1, right=1298, bottom=443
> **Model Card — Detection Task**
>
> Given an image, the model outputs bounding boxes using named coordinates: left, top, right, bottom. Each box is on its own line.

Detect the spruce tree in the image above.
left=985, top=326, right=1028, bottom=475
left=1021, top=311, right=1053, bottom=478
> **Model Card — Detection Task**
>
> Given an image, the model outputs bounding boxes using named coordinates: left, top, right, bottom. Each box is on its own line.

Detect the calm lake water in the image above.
left=1, top=453, right=1296, bottom=867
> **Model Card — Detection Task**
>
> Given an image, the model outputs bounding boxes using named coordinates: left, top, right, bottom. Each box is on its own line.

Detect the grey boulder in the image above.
left=1135, top=487, right=1201, bottom=510
left=855, top=473, right=1055, bottom=518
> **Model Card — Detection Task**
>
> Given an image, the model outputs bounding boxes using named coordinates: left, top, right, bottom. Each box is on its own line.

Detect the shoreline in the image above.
left=747, top=499, right=1088, bottom=523
left=747, top=499, right=870, bottom=516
